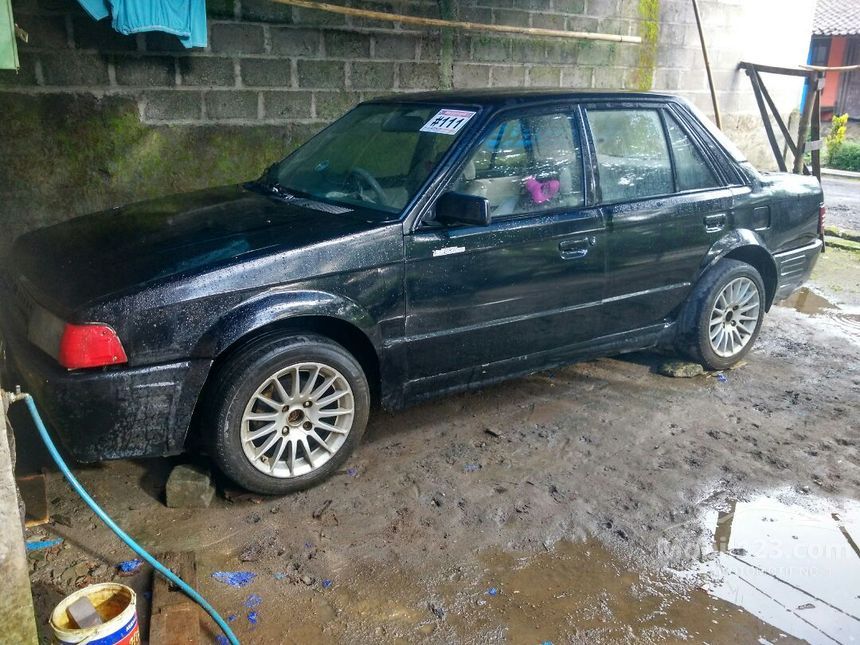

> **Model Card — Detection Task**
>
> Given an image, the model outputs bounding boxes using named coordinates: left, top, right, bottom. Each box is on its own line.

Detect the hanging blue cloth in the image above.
left=76, top=0, right=207, bottom=48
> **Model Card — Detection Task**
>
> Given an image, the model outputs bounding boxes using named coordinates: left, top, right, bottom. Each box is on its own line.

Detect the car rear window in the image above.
left=664, top=111, right=720, bottom=192
left=588, top=109, right=673, bottom=203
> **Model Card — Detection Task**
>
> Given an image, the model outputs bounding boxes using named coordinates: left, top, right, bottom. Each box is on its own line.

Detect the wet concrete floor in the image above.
left=20, top=262, right=860, bottom=644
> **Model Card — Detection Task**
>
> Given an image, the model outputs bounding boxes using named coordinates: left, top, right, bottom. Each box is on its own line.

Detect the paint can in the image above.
left=49, top=583, right=140, bottom=645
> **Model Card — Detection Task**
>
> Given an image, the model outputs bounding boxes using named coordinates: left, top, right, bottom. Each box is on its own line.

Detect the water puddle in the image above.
left=457, top=540, right=795, bottom=644
left=199, top=491, right=860, bottom=644
left=779, top=287, right=860, bottom=338
left=232, top=537, right=800, bottom=644
left=691, top=492, right=860, bottom=645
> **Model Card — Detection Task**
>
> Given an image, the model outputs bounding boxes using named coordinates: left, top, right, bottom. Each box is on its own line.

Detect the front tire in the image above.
left=205, top=334, right=370, bottom=495
left=677, top=260, right=766, bottom=371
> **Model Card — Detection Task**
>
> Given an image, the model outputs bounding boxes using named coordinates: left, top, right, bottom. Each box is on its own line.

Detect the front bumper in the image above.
left=773, top=238, right=823, bottom=302
left=0, top=300, right=211, bottom=462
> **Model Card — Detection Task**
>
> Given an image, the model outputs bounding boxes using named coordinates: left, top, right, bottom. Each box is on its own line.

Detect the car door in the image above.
left=403, top=105, right=606, bottom=387
left=582, top=102, right=735, bottom=335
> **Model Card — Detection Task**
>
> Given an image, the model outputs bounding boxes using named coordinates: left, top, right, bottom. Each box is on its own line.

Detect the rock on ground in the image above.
left=165, top=464, right=215, bottom=509
left=658, top=360, right=705, bottom=378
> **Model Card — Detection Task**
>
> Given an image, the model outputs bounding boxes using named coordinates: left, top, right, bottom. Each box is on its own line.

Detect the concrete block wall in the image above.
left=2, top=0, right=644, bottom=128
left=653, top=0, right=817, bottom=169
left=0, top=0, right=816, bottom=248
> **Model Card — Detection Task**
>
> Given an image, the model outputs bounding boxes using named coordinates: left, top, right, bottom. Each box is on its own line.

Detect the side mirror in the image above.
left=435, top=192, right=491, bottom=226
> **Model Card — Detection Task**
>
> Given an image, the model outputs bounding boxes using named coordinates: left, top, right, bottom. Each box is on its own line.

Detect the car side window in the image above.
left=587, top=109, right=673, bottom=203
left=454, top=112, right=584, bottom=218
left=664, top=112, right=720, bottom=192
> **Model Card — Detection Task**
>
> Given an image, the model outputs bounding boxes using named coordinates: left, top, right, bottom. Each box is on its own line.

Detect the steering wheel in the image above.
left=347, top=167, right=388, bottom=206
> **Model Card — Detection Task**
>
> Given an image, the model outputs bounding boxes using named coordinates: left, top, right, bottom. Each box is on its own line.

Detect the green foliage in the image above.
left=634, top=0, right=660, bottom=90
left=828, top=140, right=860, bottom=172
left=825, top=113, right=849, bottom=165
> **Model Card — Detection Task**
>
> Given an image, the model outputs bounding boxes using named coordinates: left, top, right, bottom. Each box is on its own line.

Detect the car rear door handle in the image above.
left=704, top=213, right=727, bottom=233
left=558, top=236, right=594, bottom=260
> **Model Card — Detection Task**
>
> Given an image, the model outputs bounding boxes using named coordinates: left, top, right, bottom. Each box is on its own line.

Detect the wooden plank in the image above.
left=151, top=605, right=201, bottom=645
left=16, top=473, right=49, bottom=527
left=738, top=61, right=817, bottom=78
left=148, top=552, right=203, bottom=645
left=747, top=69, right=787, bottom=172
left=271, top=0, right=642, bottom=43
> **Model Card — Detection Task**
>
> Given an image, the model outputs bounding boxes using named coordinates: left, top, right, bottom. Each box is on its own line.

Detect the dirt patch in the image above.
left=21, top=252, right=860, bottom=643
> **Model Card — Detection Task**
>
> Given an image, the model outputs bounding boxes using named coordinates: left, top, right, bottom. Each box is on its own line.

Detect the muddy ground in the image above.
left=19, top=244, right=860, bottom=644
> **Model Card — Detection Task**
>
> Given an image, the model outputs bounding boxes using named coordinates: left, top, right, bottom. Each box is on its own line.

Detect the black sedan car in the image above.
left=1, top=90, right=823, bottom=494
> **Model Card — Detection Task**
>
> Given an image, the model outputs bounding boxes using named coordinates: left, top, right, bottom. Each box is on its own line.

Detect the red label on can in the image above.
left=60, top=614, right=139, bottom=645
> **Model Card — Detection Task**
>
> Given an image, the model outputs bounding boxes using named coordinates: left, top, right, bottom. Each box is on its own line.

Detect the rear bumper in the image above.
left=0, top=300, right=210, bottom=462
left=773, top=238, right=823, bottom=302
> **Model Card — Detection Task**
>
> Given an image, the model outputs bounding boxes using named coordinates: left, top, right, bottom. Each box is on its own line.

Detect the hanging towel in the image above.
left=1, top=0, right=19, bottom=70
left=76, top=0, right=207, bottom=48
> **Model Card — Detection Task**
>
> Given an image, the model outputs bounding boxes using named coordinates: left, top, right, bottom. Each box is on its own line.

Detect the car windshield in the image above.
left=263, top=103, right=477, bottom=216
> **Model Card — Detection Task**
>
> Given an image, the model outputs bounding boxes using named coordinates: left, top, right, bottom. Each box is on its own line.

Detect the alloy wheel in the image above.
left=240, top=362, right=354, bottom=478
left=708, top=276, right=761, bottom=358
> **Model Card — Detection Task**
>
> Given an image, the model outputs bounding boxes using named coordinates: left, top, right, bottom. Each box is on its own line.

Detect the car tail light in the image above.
left=58, top=323, right=128, bottom=369
left=819, top=203, right=826, bottom=234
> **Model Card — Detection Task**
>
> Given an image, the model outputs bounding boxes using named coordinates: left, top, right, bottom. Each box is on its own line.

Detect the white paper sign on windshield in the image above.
left=419, top=109, right=476, bottom=135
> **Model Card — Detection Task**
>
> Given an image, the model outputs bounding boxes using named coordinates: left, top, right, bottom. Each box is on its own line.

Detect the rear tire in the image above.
left=204, top=334, right=370, bottom=495
left=676, top=259, right=766, bottom=371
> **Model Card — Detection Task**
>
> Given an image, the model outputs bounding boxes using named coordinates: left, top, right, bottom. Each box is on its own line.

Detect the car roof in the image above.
left=369, top=88, right=682, bottom=108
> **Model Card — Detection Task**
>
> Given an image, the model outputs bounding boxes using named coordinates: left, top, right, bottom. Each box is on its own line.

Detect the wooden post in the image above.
left=691, top=0, right=721, bottom=129
left=793, top=73, right=817, bottom=174
left=811, top=76, right=822, bottom=182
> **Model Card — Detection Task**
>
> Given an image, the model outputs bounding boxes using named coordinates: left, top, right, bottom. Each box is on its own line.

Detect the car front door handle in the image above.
left=558, top=236, right=594, bottom=260
left=704, top=213, right=727, bottom=233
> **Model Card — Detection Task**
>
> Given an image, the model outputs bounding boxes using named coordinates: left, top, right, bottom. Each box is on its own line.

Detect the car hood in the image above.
left=10, top=184, right=386, bottom=314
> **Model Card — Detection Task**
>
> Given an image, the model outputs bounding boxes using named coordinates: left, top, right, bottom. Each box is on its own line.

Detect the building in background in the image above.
left=809, top=0, right=860, bottom=120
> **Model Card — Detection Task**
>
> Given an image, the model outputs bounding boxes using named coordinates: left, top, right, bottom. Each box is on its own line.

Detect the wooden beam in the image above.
left=747, top=68, right=787, bottom=172
left=739, top=61, right=817, bottom=79
left=149, top=552, right=203, bottom=645
left=271, top=0, right=642, bottom=43
left=691, top=0, right=721, bottom=129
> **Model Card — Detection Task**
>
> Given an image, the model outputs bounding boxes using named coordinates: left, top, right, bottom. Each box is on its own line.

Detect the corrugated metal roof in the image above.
left=813, top=0, right=860, bottom=36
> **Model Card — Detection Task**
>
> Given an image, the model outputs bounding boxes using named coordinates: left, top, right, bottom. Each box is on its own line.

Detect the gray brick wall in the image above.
left=0, top=0, right=816, bottom=250
left=1, top=0, right=643, bottom=126
left=653, top=0, right=816, bottom=169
